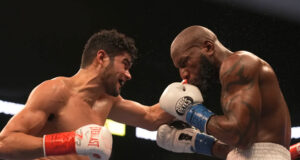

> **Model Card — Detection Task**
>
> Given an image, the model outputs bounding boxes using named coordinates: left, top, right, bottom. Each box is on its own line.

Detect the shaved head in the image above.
left=170, top=25, right=217, bottom=60
left=170, top=25, right=220, bottom=96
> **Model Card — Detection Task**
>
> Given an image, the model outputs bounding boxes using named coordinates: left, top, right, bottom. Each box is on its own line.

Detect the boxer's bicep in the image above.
left=0, top=81, right=63, bottom=158
left=221, top=56, right=262, bottom=130
left=0, top=107, right=47, bottom=158
left=208, top=55, right=261, bottom=147
left=1, top=80, right=62, bottom=136
left=2, top=106, right=48, bottom=136
left=220, top=84, right=261, bottom=146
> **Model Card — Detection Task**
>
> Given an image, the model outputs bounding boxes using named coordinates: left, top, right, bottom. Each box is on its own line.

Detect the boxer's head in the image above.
left=81, top=29, right=137, bottom=68
left=100, top=52, right=133, bottom=96
left=81, top=29, right=137, bottom=96
left=171, top=25, right=219, bottom=95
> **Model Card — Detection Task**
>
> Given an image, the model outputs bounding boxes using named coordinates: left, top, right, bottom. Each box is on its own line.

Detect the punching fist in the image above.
left=43, top=124, right=112, bottom=160
left=290, top=142, right=300, bottom=160
left=159, top=82, right=203, bottom=121
left=156, top=121, right=216, bottom=156
left=159, top=82, right=214, bottom=132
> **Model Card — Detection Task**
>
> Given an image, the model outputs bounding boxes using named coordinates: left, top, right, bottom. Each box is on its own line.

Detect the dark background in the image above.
left=0, top=0, right=299, bottom=159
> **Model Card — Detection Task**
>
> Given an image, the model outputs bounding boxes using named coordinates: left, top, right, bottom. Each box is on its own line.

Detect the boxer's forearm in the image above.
left=149, top=104, right=175, bottom=130
left=207, top=115, right=244, bottom=147
left=0, top=132, right=44, bottom=160
left=135, top=104, right=174, bottom=131
left=212, top=140, right=232, bottom=159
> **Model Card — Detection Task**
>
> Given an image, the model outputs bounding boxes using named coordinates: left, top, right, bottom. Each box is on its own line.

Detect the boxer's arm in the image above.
left=207, top=55, right=262, bottom=148
left=0, top=80, right=62, bottom=159
left=212, top=140, right=233, bottom=159
left=108, top=97, right=174, bottom=131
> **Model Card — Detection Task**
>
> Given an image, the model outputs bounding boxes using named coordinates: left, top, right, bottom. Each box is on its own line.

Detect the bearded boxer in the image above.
left=158, top=25, right=291, bottom=159
left=0, top=29, right=174, bottom=160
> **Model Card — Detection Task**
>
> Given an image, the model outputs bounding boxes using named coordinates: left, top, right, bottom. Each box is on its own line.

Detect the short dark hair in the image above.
left=80, top=29, right=138, bottom=68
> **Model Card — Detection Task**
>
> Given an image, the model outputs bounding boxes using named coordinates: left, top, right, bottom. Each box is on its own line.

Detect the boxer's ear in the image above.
left=203, top=40, right=214, bottom=56
left=96, top=50, right=110, bottom=66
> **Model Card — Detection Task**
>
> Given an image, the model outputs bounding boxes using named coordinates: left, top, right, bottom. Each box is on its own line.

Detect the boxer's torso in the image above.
left=34, top=77, right=116, bottom=160
left=256, top=57, right=291, bottom=148
left=222, top=51, right=291, bottom=149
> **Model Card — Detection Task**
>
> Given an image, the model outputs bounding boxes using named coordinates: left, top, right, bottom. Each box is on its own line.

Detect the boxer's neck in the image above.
left=70, top=68, right=106, bottom=103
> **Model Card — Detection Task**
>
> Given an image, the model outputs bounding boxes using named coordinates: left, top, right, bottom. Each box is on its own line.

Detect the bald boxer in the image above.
left=158, top=25, right=291, bottom=159
left=0, top=29, right=174, bottom=160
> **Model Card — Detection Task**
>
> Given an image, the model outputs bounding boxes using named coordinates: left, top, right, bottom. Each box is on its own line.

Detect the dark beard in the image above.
left=192, top=55, right=220, bottom=99
left=101, top=60, right=119, bottom=97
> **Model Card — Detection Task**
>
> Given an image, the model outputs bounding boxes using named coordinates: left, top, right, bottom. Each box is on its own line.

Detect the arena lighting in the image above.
left=210, top=0, right=300, bottom=24
left=0, top=99, right=126, bottom=136
left=136, top=127, right=157, bottom=141
left=292, top=127, right=300, bottom=139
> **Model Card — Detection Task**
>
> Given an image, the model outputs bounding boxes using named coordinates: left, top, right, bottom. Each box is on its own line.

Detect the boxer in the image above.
left=157, top=25, right=291, bottom=159
left=0, top=29, right=174, bottom=160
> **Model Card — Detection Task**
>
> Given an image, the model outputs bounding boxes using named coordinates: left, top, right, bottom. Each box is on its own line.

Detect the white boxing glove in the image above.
left=159, top=82, right=203, bottom=121
left=156, top=121, right=216, bottom=156
left=156, top=123, right=197, bottom=153
left=43, top=124, right=112, bottom=160
left=159, top=82, right=214, bottom=133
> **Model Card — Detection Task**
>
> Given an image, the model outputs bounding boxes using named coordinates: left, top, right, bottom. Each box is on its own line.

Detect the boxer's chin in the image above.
left=105, top=84, right=120, bottom=97
left=109, top=88, right=119, bottom=97
left=191, top=79, right=209, bottom=97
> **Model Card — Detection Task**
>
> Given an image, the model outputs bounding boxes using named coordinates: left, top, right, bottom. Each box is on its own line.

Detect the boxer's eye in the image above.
left=178, top=57, right=189, bottom=68
left=122, top=59, right=132, bottom=70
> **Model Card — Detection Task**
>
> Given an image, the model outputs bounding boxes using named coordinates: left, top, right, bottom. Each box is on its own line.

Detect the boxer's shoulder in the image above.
left=27, top=77, right=70, bottom=111
left=221, top=51, right=261, bottom=80
left=36, top=77, right=69, bottom=97
left=226, top=51, right=260, bottom=65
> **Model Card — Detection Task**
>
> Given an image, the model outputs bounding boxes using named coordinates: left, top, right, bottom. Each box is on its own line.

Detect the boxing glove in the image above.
left=290, top=142, right=300, bottom=160
left=159, top=82, right=214, bottom=133
left=156, top=121, right=216, bottom=156
left=43, top=124, right=112, bottom=160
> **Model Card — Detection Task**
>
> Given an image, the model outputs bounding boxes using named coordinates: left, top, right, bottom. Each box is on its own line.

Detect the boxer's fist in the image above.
left=290, top=142, right=300, bottom=160
left=156, top=121, right=216, bottom=156
left=75, top=124, right=112, bottom=160
left=156, top=123, right=197, bottom=153
left=160, top=82, right=214, bottom=133
left=159, top=82, right=203, bottom=121
left=43, top=124, right=112, bottom=160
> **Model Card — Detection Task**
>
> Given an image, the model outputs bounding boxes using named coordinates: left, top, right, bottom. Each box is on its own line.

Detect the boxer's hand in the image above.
left=156, top=123, right=196, bottom=153
left=159, top=82, right=214, bottom=132
left=43, top=124, right=112, bottom=160
left=290, top=142, right=300, bottom=160
left=159, top=82, right=203, bottom=121
left=156, top=121, right=216, bottom=156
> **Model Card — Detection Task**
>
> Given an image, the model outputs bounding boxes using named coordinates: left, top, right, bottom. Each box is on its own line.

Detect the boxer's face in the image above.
left=102, top=53, right=132, bottom=97
left=191, top=54, right=219, bottom=94
left=172, top=47, right=219, bottom=95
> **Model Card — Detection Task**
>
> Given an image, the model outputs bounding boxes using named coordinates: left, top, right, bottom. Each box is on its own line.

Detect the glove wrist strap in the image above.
left=43, top=132, right=76, bottom=156
left=192, top=133, right=216, bottom=156
left=185, top=104, right=214, bottom=133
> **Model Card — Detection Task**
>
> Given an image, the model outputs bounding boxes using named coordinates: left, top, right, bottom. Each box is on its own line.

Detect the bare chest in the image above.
left=39, top=96, right=114, bottom=135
